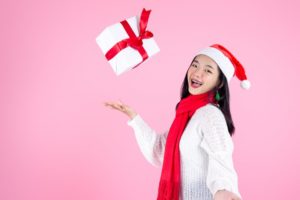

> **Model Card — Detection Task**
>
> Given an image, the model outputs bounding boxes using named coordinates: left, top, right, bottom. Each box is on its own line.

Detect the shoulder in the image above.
left=194, top=103, right=225, bottom=122
left=192, top=103, right=228, bottom=134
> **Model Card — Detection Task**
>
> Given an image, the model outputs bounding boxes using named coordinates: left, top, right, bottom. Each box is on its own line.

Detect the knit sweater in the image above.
left=127, top=103, right=242, bottom=200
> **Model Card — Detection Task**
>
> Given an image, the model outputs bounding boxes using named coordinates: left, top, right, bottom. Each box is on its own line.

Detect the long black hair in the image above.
left=177, top=57, right=236, bottom=136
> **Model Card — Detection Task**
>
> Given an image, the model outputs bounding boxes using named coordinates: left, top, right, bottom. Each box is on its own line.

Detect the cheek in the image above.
left=187, top=67, right=194, bottom=77
left=207, top=76, right=219, bottom=86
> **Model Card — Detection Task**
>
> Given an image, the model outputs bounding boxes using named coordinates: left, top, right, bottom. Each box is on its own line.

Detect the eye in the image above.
left=205, top=69, right=212, bottom=73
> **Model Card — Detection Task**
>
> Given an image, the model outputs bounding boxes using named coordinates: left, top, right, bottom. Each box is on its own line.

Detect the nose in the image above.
left=192, top=67, right=204, bottom=78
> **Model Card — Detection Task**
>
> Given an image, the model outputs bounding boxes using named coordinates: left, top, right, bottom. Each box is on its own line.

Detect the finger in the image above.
left=105, top=104, right=116, bottom=110
left=105, top=102, right=121, bottom=110
left=117, top=99, right=123, bottom=106
left=114, top=103, right=127, bottom=112
left=104, top=102, right=112, bottom=108
left=104, top=102, right=115, bottom=107
left=104, top=102, right=115, bottom=108
left=105, top=101, right=127, bottom=113
left=119, top=104, right=126, bottom=111
left=116, top=99, right=126, bottom=109
left=111, top=103, right=122, bottom=110
left=118, top=99, right=131, bottom=110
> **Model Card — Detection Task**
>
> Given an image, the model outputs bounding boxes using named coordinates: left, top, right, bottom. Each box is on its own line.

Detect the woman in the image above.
left=104, top=44, right=250, bottom=200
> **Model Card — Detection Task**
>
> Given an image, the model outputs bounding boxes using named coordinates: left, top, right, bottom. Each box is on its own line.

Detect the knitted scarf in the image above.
left=156, top=91, right=216, bottom=200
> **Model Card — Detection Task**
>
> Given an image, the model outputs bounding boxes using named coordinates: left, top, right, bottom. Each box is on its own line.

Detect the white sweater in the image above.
left=127, top=103, right=242, bottom=200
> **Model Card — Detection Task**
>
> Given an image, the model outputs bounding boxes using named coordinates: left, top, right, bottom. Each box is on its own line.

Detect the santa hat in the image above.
left=198, top=44, right=251, bottom=89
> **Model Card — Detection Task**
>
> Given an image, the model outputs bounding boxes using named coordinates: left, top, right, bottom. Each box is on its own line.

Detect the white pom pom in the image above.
left=241, top=80, right=251, bottom=89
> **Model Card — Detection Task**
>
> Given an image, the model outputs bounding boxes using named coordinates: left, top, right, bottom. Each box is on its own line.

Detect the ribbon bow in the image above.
left=105, top=8, right=154, bottom=65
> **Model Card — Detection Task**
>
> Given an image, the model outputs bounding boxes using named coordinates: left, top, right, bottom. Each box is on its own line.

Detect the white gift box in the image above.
left=96, top=10, right=160, bottom=76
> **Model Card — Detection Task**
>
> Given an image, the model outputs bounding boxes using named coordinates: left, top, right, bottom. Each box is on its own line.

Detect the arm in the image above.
left=127, top=115, right=168, bottom=168
left=104, top=101, right=168, bottom=167
left=199, top=106, right=242, bottom=199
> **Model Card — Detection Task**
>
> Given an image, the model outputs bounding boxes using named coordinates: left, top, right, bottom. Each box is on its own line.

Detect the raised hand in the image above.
left=104, top=100, right=137, bottom=120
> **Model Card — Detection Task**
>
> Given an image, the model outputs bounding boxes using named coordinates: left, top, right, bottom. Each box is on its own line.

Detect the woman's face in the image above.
left=187, top=54, right=221, bottom=95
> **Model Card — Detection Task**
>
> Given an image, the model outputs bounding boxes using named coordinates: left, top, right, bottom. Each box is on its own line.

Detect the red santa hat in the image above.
left=198, top=44, right=251, bottom=89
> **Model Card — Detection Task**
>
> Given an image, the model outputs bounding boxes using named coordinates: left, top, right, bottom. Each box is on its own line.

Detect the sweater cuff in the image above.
left=127, top=114, right=142, bottom=127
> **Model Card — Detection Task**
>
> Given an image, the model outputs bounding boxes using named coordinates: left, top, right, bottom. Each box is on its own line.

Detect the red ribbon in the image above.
left=105, top=8, right=154, bottom=68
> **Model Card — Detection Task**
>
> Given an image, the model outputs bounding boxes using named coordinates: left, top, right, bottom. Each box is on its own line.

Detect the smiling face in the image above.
left=187, top=54, right=221, bottom=95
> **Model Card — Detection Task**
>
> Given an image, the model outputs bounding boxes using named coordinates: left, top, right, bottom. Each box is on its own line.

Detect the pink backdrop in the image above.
left=1, top=0, right=299, bottom=199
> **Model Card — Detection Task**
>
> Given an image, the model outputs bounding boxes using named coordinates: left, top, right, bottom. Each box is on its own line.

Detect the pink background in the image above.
left=1, top=0, right=299, bottom=199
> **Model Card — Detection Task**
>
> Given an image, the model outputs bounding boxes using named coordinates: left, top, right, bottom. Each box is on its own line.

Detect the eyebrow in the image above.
left=193, top=60, right=215, bottom=70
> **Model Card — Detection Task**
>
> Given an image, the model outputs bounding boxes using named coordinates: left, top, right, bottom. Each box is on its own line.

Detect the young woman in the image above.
left=104, top=44, right=250, bottom=200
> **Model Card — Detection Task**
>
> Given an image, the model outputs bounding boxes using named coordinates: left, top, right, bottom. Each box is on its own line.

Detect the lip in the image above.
left=191, top=85, right=198, bottom=89
left=190, top=79, right=202, bottom=88
left=191, top=83, right=201, bottom=89
left=190, top=78, right=203, bottom=88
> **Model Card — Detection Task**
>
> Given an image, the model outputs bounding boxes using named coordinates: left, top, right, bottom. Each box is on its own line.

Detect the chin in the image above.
left=188, top=89, right=201, bottom=95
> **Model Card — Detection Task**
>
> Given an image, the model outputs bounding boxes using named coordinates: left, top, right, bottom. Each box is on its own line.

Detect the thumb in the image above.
left=117, top=98, right=124, bottom=106
left=118, top=99, right=131, bottom=109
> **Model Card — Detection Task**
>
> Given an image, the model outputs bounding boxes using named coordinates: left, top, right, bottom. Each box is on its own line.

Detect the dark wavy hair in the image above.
left=177, top=56, right=236, bottom=136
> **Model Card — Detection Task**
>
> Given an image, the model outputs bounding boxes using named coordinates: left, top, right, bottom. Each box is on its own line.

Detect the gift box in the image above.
left=96, top=8, right=160, bottom=76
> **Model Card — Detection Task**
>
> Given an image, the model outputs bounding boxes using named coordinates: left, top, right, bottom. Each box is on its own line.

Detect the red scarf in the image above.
left=156, top=91, right=216, bottom=200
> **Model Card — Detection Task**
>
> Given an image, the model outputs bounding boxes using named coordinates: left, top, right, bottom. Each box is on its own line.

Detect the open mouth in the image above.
left=191, top=79, right=203, bottom=88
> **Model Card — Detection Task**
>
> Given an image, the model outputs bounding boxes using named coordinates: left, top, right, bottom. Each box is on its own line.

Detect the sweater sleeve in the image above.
left=198, top=106, right=242, bottom=199
left=127, top=114, right=168, bottom=168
